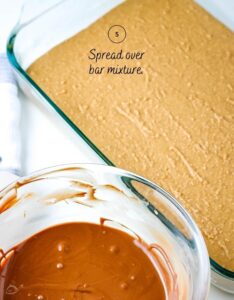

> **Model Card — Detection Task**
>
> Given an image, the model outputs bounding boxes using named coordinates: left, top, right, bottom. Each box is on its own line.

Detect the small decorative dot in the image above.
left=56, top=263, right=64, bottom=269
left=57, top=244, right=63, bottom=252
left=37, top=295, right=44, bottom=300
left=57, top=242, right=70, bottom=253
left=109, top=245, right=119, bottom=254
left=120, top=282, right=128, bottom=290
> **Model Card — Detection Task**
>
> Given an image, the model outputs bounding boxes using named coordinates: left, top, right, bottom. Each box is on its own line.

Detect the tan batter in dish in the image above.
left=28, top=0, right=234, bottom=270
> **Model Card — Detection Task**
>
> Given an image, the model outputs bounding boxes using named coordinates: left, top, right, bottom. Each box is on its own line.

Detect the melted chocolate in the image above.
left=0, top=223, right=167, bottom=299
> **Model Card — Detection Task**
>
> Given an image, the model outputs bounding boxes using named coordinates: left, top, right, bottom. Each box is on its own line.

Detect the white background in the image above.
left=0, top=1, right=233, bottom=299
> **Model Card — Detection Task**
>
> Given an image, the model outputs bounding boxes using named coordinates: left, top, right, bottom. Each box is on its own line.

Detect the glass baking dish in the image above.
left=6, top=0, right=234, bottom=293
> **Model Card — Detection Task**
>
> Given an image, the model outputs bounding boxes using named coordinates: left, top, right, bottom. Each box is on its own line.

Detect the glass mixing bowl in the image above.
left=0, top=164, right=210, bottom=299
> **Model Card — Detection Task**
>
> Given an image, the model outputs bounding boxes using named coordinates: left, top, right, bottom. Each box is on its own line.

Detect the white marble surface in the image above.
left=0, top=1, right=233, bottom=299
